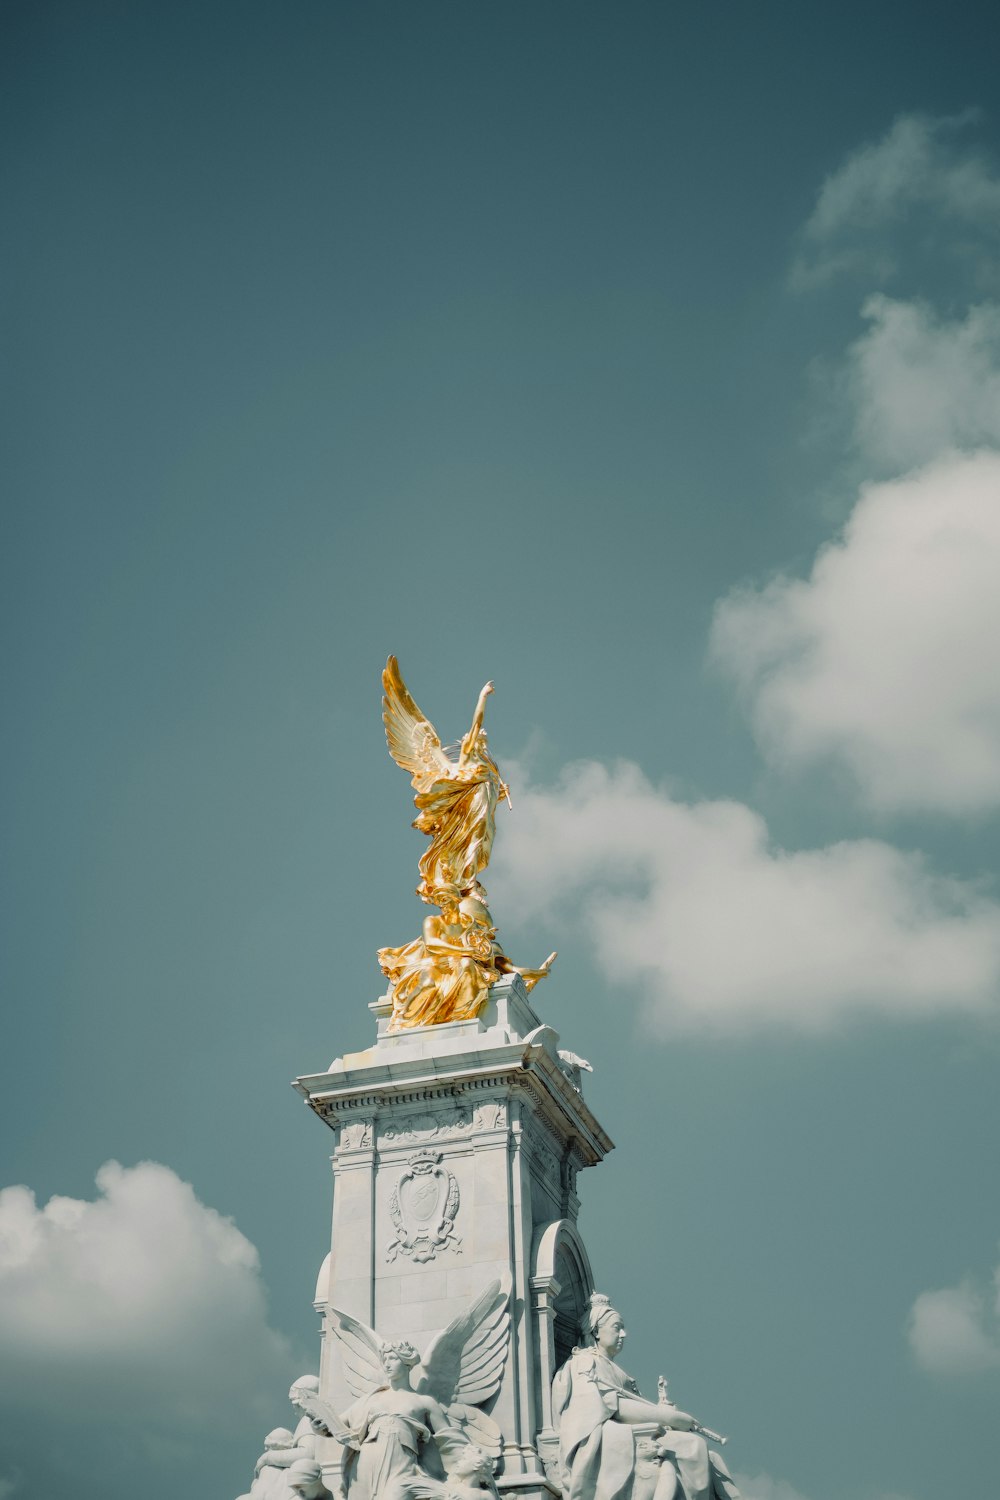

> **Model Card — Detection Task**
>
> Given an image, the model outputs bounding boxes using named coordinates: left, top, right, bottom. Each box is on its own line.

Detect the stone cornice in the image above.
left=293, top=1040, right=614, bottom=1169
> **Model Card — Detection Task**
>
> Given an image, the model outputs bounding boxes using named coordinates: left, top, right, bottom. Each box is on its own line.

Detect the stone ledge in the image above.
left=293, top=1040, right=614, bottom=1168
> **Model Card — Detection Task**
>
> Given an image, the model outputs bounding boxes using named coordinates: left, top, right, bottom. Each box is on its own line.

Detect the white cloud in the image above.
left=847, top=296, right=1000, bottom=473
left=0, top=1162, right=299, bottom=1495
left=490, top=760, right=1000, bottom=1034
left=793, top=112, right=1000, bottom=287
left=711, top=451, right=1000, bottom=814
left=909, top=1263, right=1000, bottom=1375
left=732, top=1475, right=811, bottom=1500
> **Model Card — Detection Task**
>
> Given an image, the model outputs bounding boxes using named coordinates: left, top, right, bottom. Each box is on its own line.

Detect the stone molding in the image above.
left=296, top=1056, right=612, bottom=1173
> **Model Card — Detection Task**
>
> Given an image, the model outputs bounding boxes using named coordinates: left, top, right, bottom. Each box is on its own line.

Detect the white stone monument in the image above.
left=294, top=975, right=610, bottom=1498
left=237, top=661, right=739, bottom=1500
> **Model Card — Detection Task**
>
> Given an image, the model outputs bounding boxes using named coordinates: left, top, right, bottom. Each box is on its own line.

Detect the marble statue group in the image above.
left=242, top=1287, right=737, bottom=1500
left=234, top=662, right=743, bottom=1500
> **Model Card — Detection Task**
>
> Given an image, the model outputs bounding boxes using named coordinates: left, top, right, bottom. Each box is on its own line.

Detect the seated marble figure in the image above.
left=241, top=1377, right=337, bottom=1500
left=552, top=1294, right=740, bottom=1500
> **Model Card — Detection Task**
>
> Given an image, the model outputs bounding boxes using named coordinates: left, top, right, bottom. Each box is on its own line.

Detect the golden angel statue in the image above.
left=378, top=658, right=555, bottom=1032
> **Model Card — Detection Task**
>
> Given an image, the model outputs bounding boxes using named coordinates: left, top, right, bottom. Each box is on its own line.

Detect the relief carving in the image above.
left=473, top=1099, right=507, bottom=1131
left=386, top=1149, right=462, bottom=1263
left=340, top=1118, right=375, bottom=1151
left=380, top=1106, right=472, bottom=1144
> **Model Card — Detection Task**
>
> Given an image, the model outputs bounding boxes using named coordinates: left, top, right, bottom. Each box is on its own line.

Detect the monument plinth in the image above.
left=294, top=973, right=612, bottom=1494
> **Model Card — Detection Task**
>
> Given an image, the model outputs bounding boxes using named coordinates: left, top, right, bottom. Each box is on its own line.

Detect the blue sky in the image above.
left=3, top=5, right=1000, bottom=1499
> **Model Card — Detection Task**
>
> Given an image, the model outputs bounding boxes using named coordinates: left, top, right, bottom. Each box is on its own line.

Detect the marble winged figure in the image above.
left=292, top=1279, right=511, bottom=1500
left=378, top=657, right=556, bottom=1031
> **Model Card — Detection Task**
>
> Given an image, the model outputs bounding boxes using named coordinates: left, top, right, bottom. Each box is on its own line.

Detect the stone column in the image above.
left=530, top=1272, right=562, bottom=1435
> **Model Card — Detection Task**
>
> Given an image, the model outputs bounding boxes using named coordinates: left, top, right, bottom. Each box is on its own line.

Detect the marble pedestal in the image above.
left=293, top=976, right=614, bottom=1497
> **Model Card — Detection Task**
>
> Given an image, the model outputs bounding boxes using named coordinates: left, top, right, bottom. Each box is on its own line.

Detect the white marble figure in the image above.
left=552, top=1295, right=740, bottom=1500
left=556, top=1050, right=593, bottom=1092
left=248, top=1427, right=305, bottom=1500
left=288, top=1376, right=337, bottom=1461
left=287, top=1459, right=335, bottom=1499
left=408, top=1443, right=501, bottom=1500
left=302, top=1278, right=510, bottom=1500
left=243, top=1379, right=333, bottom=1500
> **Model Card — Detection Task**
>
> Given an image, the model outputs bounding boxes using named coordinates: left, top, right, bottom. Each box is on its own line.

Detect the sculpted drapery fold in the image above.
left=552, top=1296, right=740, bottom=1500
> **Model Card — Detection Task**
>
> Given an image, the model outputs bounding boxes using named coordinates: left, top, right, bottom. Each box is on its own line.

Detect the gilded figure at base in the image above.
left=552, top=1295, right=740, bottom=1500
left=379, top=658, right=555, bottom=1031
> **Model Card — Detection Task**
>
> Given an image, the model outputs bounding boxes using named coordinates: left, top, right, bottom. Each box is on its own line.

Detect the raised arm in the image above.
left=459, top=681, right=494, bottom=766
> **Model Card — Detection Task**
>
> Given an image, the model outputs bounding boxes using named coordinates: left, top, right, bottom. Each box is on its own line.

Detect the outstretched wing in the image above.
left=446, top=1403, right=504, bottom=1459
left=415, top=1277, right=510, bottom=1409
left=383, top=656, right=453, bottom=791
left=328, top=1305, right=386, bottom=1400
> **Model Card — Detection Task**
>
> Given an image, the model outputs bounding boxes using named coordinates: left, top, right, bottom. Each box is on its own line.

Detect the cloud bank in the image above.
left=909, top=1259, right=1000, bottom=1375
left=793, top=112, right=1000, bottom=288
left=491, top=760, right=1000, bottom=1034
left=725, top=113, right=1000, bottom=817
left=846, top=297, right=1000, bottom=473
left=712, top=450, right=1000, bottom=815
left=0, top=1162, right=298, bottom=1497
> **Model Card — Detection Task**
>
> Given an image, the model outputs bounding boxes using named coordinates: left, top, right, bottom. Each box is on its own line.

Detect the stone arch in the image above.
left=532, top=1218, right=595, bottom=1438
left=313, top=1250, right=332, bottom=1310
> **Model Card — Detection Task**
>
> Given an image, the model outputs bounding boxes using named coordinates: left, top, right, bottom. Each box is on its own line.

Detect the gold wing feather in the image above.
left=382, top=656, right=453, bottom=791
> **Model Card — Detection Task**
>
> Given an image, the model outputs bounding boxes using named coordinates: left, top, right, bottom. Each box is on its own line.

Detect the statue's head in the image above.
left=288, top=1458, right=326, bottom=1498
left=449, top=1445, right=492, bottom=1483
left=288, top=1374, right=321, bottom=1409
left=585, top=1293, right=626, bottom=1354
left=264, top=1427, right=296, bottom=1450
left=379, top=1339, right=420, bottom=1377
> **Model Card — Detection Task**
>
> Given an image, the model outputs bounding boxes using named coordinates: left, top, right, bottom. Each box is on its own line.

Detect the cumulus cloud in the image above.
left=490, top=760, right=1000, bottom=1034
left=747, top=117, right=1000, bottom=814
left=793, top=112, right=1000, bottom=287
left=846, top=296, right=1000, bottom=473
left=0, top=1161, right=299, bottom=1497
left=909, top=1261, right=1000, bottom=1374
left=711, top=451, right=1000, bottom=814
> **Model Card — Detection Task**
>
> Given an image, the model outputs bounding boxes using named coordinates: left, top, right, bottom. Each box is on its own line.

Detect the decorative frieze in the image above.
left=380, top=1105, right=474, bottom=1145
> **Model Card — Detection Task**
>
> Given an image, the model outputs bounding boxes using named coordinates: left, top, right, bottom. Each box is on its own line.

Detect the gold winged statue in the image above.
left=378, top=657, right=556, bottom=1032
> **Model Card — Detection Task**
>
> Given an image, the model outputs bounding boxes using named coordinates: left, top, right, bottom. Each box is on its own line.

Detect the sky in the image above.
left=3, top=4, right=1000, bottom=1498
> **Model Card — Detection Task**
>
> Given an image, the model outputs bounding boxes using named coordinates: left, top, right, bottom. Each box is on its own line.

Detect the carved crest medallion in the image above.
left=386, top=1149, right=461, bottom=1263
